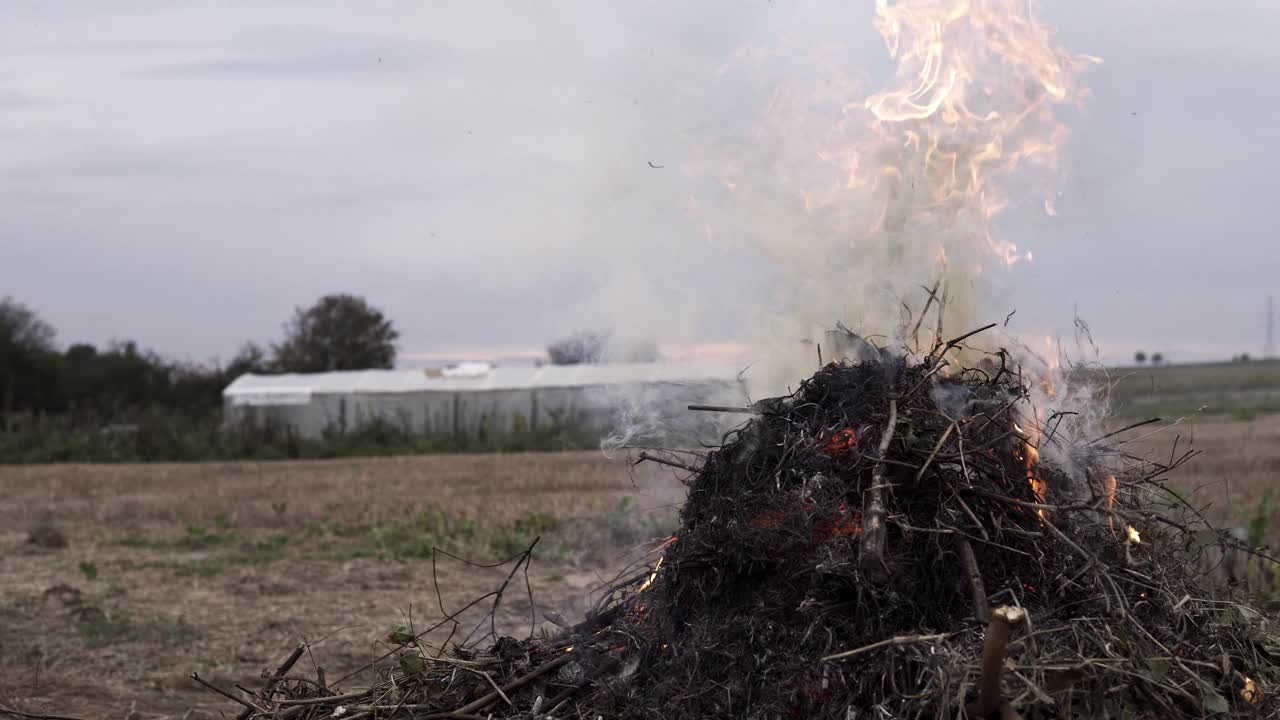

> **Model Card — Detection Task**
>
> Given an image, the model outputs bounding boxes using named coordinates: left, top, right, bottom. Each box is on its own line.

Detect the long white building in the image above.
left=222, top=361, right=748, bottom=440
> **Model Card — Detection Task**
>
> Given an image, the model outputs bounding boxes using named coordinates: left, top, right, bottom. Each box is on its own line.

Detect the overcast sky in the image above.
left=2, top=1, right=1277, bottom=367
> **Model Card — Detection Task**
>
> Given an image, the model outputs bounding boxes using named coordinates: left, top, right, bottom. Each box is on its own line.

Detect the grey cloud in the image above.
left=0, top=90, right=36, bottom=108
left=1, top=0, right=1277, bottom=367
left=153, top=26, right=430, bottom=77
left=2, top=150, right=200, bottom=183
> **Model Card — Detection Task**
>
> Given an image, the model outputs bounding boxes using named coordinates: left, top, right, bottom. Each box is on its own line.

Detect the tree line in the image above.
left=1, top=291, right=656, bottom=432
left=0, top=293, right=398, bottom=429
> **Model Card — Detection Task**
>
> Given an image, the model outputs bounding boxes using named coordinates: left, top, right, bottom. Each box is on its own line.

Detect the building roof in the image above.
left=222, top=361, right=745, bottom=400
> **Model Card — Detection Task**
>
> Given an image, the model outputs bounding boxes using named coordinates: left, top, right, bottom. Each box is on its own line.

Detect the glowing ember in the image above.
left=825, top=428, right=858, bottom=457
left=1126, top=525, right=1141, bottom=545
left=747, top=501, right=861, bottom=542
left=1104, top=474, right=1117, bottom=536
left=814, top=501, right=862, bottom=541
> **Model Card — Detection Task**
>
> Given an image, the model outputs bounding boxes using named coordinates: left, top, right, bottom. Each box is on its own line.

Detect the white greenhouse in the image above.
left=221, top=361, right=748, bottom=440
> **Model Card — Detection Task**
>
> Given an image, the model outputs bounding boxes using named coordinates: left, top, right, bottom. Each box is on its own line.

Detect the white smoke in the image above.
left=550, top=1, right=1100, bottom=452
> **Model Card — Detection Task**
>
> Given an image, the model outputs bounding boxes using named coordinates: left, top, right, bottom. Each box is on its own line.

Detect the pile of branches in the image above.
left=202, top=328, right=1280, bottom=719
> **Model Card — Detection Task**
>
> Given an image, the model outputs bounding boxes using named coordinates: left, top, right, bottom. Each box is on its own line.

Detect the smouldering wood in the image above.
left=636, top=451, right=698, bottom=473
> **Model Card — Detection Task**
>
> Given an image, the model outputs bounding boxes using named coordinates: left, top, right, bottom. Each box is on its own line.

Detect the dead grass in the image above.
left=1115, top=413, right=1280, bottom=544
left=1085, top=360, right=1280, bottom=419
left=0, top=451, right=684, bottom=533
left=25, top=524, right=68, bottom=550
left=3, top=425, right=1274, bottom=719
left=0, top=451, right=687, bottom=719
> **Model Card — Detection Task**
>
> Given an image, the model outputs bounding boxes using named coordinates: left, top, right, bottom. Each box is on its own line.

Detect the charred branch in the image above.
left=860, top=398, right=898, bottom=583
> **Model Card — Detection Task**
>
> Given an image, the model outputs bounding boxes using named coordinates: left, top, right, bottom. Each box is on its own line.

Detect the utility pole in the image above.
left=1267, top=295, right=1276, bottom=360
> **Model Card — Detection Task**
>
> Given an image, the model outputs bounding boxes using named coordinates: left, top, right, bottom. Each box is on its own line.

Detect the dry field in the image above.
left=1, top=418, right=1277, bottom=719
left=1118, top=414, right=1280, bottom=535
left=0, top=452, right=686, bottom=719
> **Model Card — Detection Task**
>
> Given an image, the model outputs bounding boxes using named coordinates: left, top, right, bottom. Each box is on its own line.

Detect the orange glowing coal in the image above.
left=747, top=501, right=862, bottom=543
left=825, top=428, right=858, bottom=457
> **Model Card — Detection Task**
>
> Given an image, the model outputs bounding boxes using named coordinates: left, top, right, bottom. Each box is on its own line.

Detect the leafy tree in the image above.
left=272, top=294, right=399, bottom=372
left=1151, top=352, right=1164, bottom=366
left=1134, top=351, right=1147, bottom=365
left=0, top=297, right=58, bottom=427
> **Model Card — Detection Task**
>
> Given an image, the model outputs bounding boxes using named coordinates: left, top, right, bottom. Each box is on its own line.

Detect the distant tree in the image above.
left=547, top=330, right=609, bottom=365
left=546, top=331, right=660, bottom=365
left=1134, top=350, right=1147, bottom=365
left=1151, top=352, right=1164, bottom=365
left=225, top=342, right=271, bottom=377
left=272, top=294, right=399, bottom=373
left=1241, top=353, right=1252, bottom=364
left=0, top=297, right=58, bottom=427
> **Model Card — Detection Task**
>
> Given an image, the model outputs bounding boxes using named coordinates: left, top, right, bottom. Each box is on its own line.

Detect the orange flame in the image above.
left=637, top=556, right=665, bottom=594
left=1013, top=421, right=1047, bottom=517
left=1104, top=474, right=1117, bottom=536
left=680, top=0, right=1099, bottom=364
left=860, top=0, right=1101, bottom=268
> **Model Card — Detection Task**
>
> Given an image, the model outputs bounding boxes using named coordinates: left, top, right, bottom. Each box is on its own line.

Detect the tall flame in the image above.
left=707, top=0, right=1099, bottom=391
left=859, top=0, right=1100, bottom=274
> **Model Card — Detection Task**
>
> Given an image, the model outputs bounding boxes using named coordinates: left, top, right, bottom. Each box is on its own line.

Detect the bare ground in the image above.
left=1, top=418, right=1276, bottom=719
left=0, top=452, right=686, bottom=719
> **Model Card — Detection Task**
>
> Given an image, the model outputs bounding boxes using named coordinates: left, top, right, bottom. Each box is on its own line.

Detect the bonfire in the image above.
left=196, top=325, right=1279, bottom=719
left=191, top=0, right=1277, bottom=714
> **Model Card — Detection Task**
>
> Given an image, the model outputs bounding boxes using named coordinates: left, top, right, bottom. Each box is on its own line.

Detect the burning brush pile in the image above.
left=208, top=333, right=1279, bottom=719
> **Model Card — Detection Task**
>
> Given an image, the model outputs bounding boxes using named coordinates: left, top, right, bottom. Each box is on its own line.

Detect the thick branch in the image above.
left=973, top=606, right=1027, bottom=717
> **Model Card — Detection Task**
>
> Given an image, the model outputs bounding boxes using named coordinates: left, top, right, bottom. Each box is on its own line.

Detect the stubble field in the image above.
left=1, top=416, right=1277, bottom=719
left=0, top=452, right=686, bottom=719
